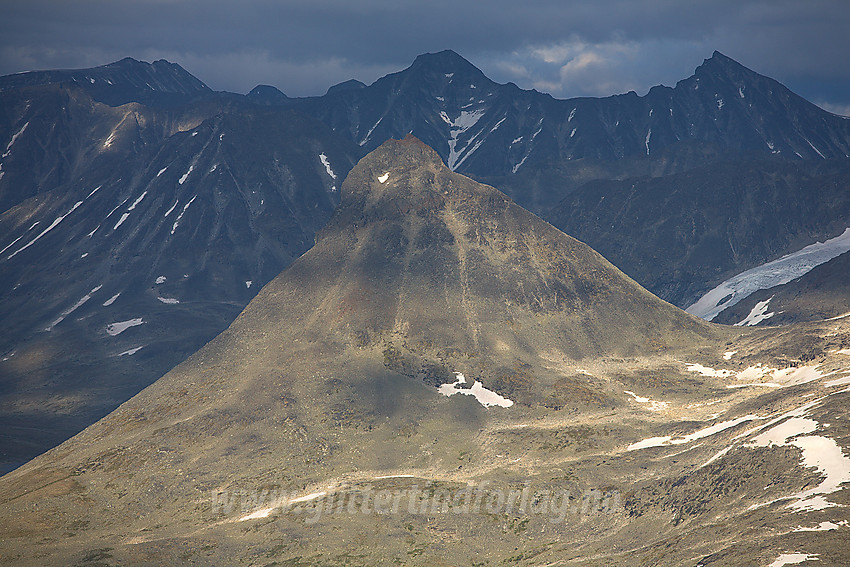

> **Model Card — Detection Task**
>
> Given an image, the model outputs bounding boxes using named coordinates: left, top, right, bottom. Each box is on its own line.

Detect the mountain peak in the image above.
left=412, top=49, right=469, bottom=66
left=337, top=135, right=455, bottom=205
left=705, top=50, right=741, bottom=66
left=692, top=50, right=757, bottom=80
left=326, top=78, right=367, bottom=96
left=408, top=50, right=491, bottom=83
left=247, top=84, right=288, bottom=103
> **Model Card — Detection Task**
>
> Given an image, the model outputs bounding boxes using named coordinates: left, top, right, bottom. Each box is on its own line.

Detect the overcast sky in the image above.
left=2, top=0, right=849, bottom=114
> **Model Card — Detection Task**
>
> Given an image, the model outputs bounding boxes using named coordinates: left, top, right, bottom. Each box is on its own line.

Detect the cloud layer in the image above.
left=2, top=0, right=848, bottom=109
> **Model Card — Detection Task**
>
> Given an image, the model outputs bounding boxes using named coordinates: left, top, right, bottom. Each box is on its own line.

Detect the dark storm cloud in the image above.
left=1, top=0, right=849, bottom=111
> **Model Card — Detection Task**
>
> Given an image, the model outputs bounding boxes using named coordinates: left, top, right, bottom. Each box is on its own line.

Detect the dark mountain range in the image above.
left=0, top=78, right=358, bottom=471
left=286, top=50, right=850, bottom=179
left=1, top=138, right=848, bottom=566
left=281, top=49, right=850, bottom=309
left=2, top=49, right=850, bottom=473
left=0, top=57, right=212, bottom=108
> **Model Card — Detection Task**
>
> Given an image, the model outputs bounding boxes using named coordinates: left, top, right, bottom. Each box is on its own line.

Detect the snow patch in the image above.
left=102, top=293, right=120, bottom=307
left=127, top=191, right=147, bottom=211
left=7, top=200, right=84, bottom=260
left=171, top=195, right=197, bottom=234
left=767, top=554, right=819, bottom=567
left=723, top=351, right=737, bottom=360
left=785, top=435, right=850, bottom=512
left=805, top=138, right=826, bottom=159
left=736, top=296, right=776, bottom=326
left=747, top=418, right=818, bottom=447
left=239, top=507, right=274, bottom=521
left=793, top=521, right=848, bottom=532
left=118, top=346, right=144, bottom=356
left=377, top=172, right=389, bottom=184
left=3, top=121, right=29, bottom=158
left=360, top=117, right=382, bottom=146
left=511, top=154, right=530, bottom=174
left=443, top=109, right=486, bottom=170
left=0, top=232, right=29, bottom=256
left=686, top=363, right=734, bottom=378
left=744, top=403, right=850, bottom=512
left=627, top=415, right=761, bottom=451
left=373, top=474, right=416, bottom=480
left=45, top=285, right=103, bottom=331
left=624, top=390, right=669, bottom=411
left=113, top=212, right=130, bottom=230
left=178, top=165, right=194, bottom=184
left=438, top=372, right=513, bottom=408
left=103, top=131, right=116, bottom=148
left=687, top=228, right=850, bottom=321
left=164, top=199, right=179, bottom=217
left=824, top=374, right=850, bottom=387
left=106, top=318, right=144, bottom=336
left=319, top=153, right=336, bottom=179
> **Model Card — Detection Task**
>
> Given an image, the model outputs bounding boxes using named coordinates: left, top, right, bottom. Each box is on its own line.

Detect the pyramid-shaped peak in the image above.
left=694, top=50, right=759, bottom=78
left=312, top=134, right=715, bottom=366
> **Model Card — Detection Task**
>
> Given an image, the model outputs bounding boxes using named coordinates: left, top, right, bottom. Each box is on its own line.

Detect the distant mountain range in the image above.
left=1, top=50, right=849, bottom=471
